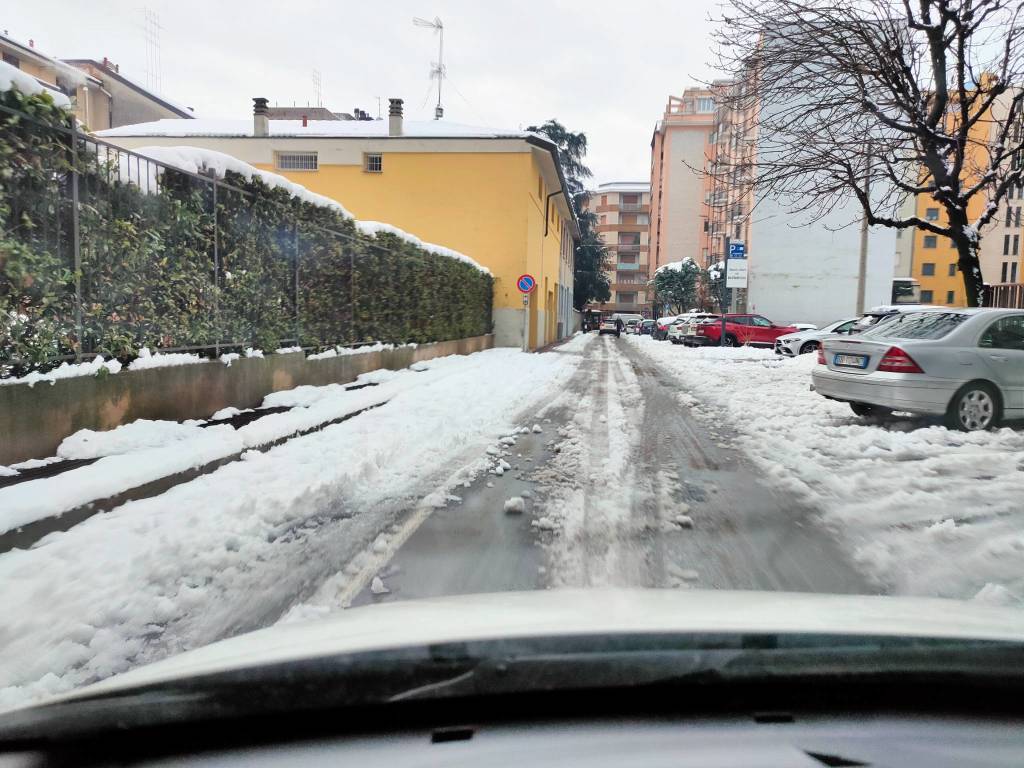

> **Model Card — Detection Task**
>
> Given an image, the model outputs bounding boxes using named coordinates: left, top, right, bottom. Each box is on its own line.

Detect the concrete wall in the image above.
left=663, top=128, right=708, bottom=266
left=0, top=335, right=493, bottom=465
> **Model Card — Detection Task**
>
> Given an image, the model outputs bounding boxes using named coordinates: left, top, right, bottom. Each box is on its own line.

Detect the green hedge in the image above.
left=0, top=88, right=493, bottom=377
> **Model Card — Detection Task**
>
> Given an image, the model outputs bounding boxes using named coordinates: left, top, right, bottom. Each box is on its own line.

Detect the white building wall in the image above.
left=746, top=194, right=896, bottom=327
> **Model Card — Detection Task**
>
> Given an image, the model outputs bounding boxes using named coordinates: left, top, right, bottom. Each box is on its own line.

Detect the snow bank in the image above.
left=629, top=335, right=1024, bottom=605
left=0, top=60, right=70, bottom=107
left=306, top=341, right=416, bottom=361
left=57, top=420, right=207, bottom=460
left=0, top=357, right=122, bottom=387
left=0, top=343, right=585, bottom=707
left=356, top=221, right=490, bottom=275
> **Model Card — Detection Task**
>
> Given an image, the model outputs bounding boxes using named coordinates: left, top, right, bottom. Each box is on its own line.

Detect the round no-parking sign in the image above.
left=517, top=273, right=537, bottom=294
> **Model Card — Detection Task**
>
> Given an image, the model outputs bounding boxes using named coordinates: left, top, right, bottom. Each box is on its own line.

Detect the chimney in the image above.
left=302, top=114, right=308, bottom=127
left=253, top=97, right=269, bottom=137
left=388, top=98, right=403, bottom=137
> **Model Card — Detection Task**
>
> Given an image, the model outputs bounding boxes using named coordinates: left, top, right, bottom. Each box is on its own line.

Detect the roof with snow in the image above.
left=593, top=181, right=650, bottom=193
left=62, top=59, right=195, bottom=119
left=98, top=118, right=534, bottom=139
left=0, top=59, right=69, bottom=107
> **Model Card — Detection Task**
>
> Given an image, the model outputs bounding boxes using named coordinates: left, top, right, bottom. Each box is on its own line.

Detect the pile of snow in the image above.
left=503, top=496, right=526, bottom=514
left=357, top=221, right=490, bottom=275
left=0, top=341, right=587, bottom=707
left=629, top=335, right=1024, bottom=605
left=0, top=60, right=70, bottom=107
left=0, top=356, right=122, bottom=388
left=307, top=342, right=416, bottom=361
left=57, top=420, right=207, bottom=460
left=127, top=347, right=205, bottom=371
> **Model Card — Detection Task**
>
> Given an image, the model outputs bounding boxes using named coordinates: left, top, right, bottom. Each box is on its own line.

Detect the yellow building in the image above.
left=99, top=98, right=577, bottom=349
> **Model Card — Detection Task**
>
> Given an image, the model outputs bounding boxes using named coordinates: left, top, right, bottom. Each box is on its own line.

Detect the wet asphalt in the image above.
left=353, top=334, right=874, bottom=605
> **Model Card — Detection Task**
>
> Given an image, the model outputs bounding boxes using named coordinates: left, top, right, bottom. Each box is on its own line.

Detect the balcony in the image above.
left=617, top=261, right=640, bottom=271
left=615, top=242, right=641, bottom=253
left=619, top=202, right=646, bottom=212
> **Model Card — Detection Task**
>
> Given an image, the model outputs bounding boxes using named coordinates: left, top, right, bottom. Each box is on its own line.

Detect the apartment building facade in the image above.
left=0, top=32, right=193, bottom=130
left=649, top=88, right=718, bottom=273
left=100, top=99, right=577, bottom=350
left=581, top=182, right=651, bottom=316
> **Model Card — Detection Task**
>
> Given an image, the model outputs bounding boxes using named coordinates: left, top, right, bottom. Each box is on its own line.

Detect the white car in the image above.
left=774, top=317, right=859, bottom=356
left=671, top=313, right=720, bottom=345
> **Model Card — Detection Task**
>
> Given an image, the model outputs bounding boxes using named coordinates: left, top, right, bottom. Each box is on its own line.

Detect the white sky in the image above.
left=4, top=0, right=718, bottom=184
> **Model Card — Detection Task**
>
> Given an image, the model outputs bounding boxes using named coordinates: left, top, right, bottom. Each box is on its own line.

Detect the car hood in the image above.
left=41, top=588, right=1024, bottom=705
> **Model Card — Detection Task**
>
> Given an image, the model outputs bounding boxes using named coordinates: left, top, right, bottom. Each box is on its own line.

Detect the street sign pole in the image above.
left=516, top=273, right=537, bottom=352
left=723, top=239, right=747, bottom=346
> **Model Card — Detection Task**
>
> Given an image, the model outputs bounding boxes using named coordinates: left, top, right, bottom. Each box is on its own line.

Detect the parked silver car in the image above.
left=811, top=309, right=1024, bottom=430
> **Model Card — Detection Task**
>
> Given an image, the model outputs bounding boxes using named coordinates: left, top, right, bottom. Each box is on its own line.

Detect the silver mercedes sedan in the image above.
left=812, top=308, right=1024, bottom=431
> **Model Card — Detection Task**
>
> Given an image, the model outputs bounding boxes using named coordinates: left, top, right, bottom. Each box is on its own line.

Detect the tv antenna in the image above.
left=412, top=16, right=445, bottom=119
left=313, top=69, right=323, bottom=107
left=142, top=8, right=163, bottom=92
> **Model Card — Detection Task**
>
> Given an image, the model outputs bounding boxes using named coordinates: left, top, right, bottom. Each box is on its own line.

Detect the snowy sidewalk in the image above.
left=0, top=338, right=591, bottom=710
left=627, top=335, right=1024, bottom=606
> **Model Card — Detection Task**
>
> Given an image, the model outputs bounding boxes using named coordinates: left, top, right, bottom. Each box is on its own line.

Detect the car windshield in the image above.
left=863, top=312, right=970, bottom=340
left=2, top=0, right=1023, bottom=728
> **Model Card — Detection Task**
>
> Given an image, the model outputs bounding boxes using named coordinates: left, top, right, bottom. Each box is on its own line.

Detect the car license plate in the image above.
left=834, top=353, right=868, bottom=369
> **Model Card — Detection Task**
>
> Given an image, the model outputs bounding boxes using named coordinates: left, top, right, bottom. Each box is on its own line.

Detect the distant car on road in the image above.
left=624, top=318, right=642, bottom=334
left=775, top=317, right=859, bottom=356
left=638, top=319, right=656, bottom=335
left=598, top=316, right=620, bottom=337
left=812, top=308, right=1024, bottom=430
left=686, top=314, right=798, bottom=347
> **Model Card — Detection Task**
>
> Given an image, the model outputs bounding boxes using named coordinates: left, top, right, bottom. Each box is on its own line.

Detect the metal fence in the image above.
left=1, top=101, right=490, bottom=376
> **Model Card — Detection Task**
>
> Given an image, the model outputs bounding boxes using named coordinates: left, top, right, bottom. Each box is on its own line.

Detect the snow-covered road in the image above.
left=0, top=342, right=586, bottom=709
left=626, top=334, right=1024, bottom=605
left=3, top=331, right=1021, bottom=712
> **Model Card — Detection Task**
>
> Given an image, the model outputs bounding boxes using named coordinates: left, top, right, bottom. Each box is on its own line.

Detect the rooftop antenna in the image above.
left=375, top=96, right=382, bottom=119
left=313, top=69, right=322, bottom=107
left=412, top=15, right=445, bottom=119
left=142, top=8, right=163, bottom=92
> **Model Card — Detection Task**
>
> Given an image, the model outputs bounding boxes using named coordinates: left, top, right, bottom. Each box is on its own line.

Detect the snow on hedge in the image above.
left=654, top=258, right=696, bottom=274
left=128, top=145, right=354, bottom=218
left=0, top=60, right=70, bottom=107
left=629, top=335, right=1024, bottom=605
left=0, top=357, right=122, bottom=388
left=356, top=221, right=490, bottom=275
left=121, top=148, right=488, bottom=274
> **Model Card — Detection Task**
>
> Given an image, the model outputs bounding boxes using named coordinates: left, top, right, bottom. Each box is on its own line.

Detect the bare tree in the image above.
left=710, top=0, right=1024, bottom=305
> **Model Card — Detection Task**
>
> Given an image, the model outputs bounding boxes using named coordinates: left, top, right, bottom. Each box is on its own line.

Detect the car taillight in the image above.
left=877, top=346, right=924, bottom=373
left=697, top=325, right=706, bottom=334
left=658, top=325, right=667, bottom=331
left=816, top=347, right=826, bottom=365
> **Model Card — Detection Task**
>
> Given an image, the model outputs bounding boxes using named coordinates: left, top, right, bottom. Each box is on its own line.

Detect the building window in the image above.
left=948, top=263, right=957, bottom=276
left=600, top=214, right=606, bottom=225
left=1014, top=263, right=1020, bottom=282
left=1, top=52, right=19, bottom=68
left=923, top=235, right=937, bottom=248
left=1011, top=185, right=1016, bottom=201
left=363, top=153, right=382, bottom=173
left=702, top=247, right=709, bottom=260
left=921, top=289, right=933, bottom=302
left=618, top=292, right=637, bottom=305
left=1007, top=206, right=1014, bottom=227
left=925, top=207, right=939, bottom=221
left=601, top=195, right=607, bottom=205
left=921, top=262, right=935, bottom=276
left=1002, top=261, right=1009, bottom=282
left=1005, top=234, right=1011, bottom=255
left=1015, top=234, right=1020, bottom=255
left=946, top=290, right=955, bottom=304
left=275, top=151, right=318, bottom=171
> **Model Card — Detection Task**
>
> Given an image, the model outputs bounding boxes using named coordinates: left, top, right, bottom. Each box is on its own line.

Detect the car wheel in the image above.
left=799, top=341, right=818, bottom=355
left=946, top=382, right=1001, bottom=431
left=849, top=402, right=893, bottom=418
left=723, top=335, right=738, bottom=347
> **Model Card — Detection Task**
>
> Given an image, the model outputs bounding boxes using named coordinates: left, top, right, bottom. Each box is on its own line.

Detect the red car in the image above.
left=685, top=313, right=799, bottom=347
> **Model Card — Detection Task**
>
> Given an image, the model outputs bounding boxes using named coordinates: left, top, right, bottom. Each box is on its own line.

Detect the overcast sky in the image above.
left=5, top=0, right=719, bottom=184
